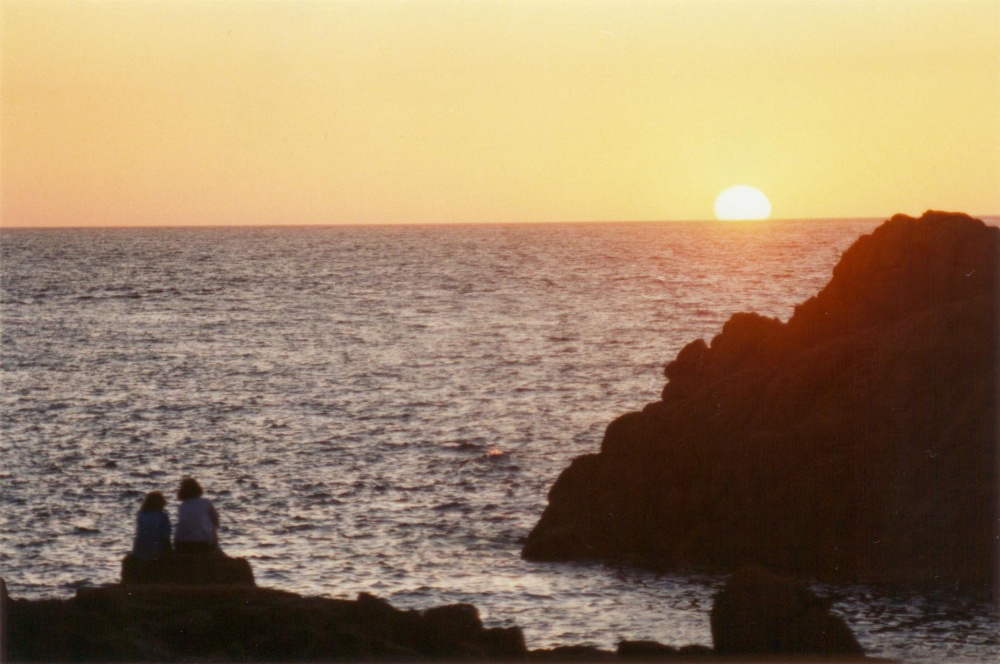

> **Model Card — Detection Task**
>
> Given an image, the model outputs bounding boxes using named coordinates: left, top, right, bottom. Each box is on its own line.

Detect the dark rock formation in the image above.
left=1, top=578, right=10, bottom=663
left=3, top=573, right=875, bottom=662
left=524, top=211, right=998, bottom=591
left=4, top=583, right=527, bottom=662
left=616, top=640, right=679, bottom=659
left=710, top=567, right=863, bottom=656
left=614, top=641, right=715, bottom=660
left=121, top=553, right=256, bottom=586
left=529, top=645, right=618, bottom=661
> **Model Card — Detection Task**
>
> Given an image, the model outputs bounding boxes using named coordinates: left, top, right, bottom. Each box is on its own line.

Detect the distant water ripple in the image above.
left=1, top=220, right=996, bottom=661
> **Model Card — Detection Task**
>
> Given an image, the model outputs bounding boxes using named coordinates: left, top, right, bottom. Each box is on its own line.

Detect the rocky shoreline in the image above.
left=2, top=564, right=871, bottom=662
left=523, top=211, right=998, bottom=594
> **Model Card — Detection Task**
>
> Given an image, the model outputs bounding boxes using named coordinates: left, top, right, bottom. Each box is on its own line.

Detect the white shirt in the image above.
left=174, top=497, right=219, bottom=544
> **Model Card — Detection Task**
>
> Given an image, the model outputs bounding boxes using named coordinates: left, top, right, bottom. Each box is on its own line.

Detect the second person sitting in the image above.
left=174, top=476, right=220, bottom=554
left=132, top=490, right=172, bottom=561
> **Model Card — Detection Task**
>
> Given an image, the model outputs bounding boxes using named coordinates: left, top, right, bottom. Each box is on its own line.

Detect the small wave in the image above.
left=307, top=439, right=340, bottom=448
left=432, top=502, right=469, bottom=512
left=446, top=441, right=482, bottom=452
left=280, top=524, right=316, bottom=533
left=396, top=484, right=431, bottom=493
left=484, top=514, right=514, bottom=523
left=522, top=592, right=555, bottom=600
left=136, top=469, right=168, bottom=478
left=15, top=538, right=57, bottom=548
left=307, top=492, right=342, bottom=503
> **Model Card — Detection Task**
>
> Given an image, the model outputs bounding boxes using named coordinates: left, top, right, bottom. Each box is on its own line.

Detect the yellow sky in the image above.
left=2, top=0, right=998, bottom=227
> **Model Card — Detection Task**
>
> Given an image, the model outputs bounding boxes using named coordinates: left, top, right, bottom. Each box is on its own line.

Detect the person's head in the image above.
left=139, top=491, right=167, bottom=512
left=177, top=477, right=204, bottom=501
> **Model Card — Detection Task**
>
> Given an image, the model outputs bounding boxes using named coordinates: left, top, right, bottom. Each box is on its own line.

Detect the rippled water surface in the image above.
left=2, top=220, right=997, bottom=661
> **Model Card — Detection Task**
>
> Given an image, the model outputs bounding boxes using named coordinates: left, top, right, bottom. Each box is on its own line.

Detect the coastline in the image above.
left=1, top=569, right=884, bottom=663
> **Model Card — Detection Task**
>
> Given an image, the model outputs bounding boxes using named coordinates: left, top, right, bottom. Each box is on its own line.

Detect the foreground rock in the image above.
left=711, top=567, right=862, bottom=656
left=1, top=569, right=870, bottom=662
left=523, top=211, right=998, bottom=591
left=121, top=553, right=256, bottom=586
left=3, top=584, right=526, bottom=662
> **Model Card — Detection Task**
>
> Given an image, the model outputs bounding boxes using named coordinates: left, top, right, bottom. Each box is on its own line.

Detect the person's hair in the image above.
left=177, top=477, right=203, bottom=501
left=139, top=491, right=167, bottom=512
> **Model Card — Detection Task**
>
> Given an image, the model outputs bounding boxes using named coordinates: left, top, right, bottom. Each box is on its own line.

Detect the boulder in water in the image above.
left=710, top=567, right=863, bottom=656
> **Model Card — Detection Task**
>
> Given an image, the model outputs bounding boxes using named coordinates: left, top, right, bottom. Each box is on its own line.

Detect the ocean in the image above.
left=1, top=219, right=997, bottom=661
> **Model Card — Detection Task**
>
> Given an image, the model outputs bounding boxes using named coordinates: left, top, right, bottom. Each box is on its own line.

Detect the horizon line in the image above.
left=4, top=214, right=980, bottom=231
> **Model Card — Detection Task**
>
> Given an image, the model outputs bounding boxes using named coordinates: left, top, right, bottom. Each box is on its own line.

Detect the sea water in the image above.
left=1, top=220, right=997, bottom=661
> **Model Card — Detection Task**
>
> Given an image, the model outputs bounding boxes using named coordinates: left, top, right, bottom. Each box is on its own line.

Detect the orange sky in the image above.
left=2, top=0, right=998, bottom=227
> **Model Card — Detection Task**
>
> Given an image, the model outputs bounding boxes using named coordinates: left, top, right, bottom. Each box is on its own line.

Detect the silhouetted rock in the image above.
left=524, top=211, right=998, bottom=591
left=529, top=644, right=617, bottom=661
left=4, top=584, right=529, bottom=662
left=710, top=567, right=863, bottom=656
left=615, top=640, right=717, bottom=660
left=676, top=644, right=714, bottom=657
left=1, top=578, right=10, bottom=663
left=121, top=553, right=255, bottom=586
left=617, top=640, right=678, bottom=659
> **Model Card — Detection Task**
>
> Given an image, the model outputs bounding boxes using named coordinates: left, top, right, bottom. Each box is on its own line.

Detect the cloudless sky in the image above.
left=2, top=0, right=998, bottom=227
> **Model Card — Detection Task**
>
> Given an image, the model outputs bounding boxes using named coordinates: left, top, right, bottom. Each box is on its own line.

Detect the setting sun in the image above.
left=714, top=185, right=772, bottom=221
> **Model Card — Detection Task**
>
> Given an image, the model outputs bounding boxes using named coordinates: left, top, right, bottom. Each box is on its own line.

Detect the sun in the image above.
left=714, top=185, right=772, bottom=221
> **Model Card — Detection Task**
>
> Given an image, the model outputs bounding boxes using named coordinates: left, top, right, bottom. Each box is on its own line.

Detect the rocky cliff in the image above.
left=523, top=211, right=998, bottom=591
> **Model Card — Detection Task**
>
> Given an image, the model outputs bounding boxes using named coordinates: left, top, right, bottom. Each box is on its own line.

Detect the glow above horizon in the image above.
left=1, top=1, right=998, bottom=227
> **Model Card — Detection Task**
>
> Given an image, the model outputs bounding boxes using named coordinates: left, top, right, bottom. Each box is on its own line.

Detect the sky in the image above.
left=1, top=0, right=998, bottom=227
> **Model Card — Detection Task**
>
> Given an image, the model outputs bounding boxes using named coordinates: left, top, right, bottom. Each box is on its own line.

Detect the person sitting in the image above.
left=131, top=491, right=172, bottom=561
left=173, top=477, right=220, bottom=554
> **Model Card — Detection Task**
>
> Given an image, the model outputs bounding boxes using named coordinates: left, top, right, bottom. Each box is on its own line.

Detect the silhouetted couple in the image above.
left=132, top=477, right=220, bottom=560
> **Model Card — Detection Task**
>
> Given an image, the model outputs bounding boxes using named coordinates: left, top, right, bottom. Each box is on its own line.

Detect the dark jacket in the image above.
left=132, top=510, right=172, bottom=560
